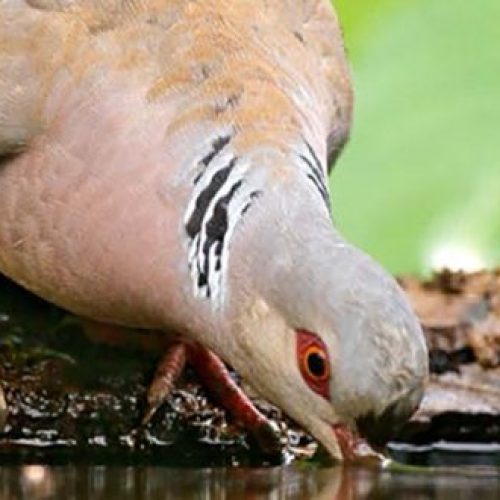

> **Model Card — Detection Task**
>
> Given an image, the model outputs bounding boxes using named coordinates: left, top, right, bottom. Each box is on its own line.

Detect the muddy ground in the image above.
left=0, top=270, right=499, bottom=466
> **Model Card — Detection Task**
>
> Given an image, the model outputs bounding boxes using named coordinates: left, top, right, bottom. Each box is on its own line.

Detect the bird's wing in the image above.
left=0, top=0, right=351, bottom=167
left=0, top=0, right=180, bottom=157
left=0, top=4, right=45, bottom=156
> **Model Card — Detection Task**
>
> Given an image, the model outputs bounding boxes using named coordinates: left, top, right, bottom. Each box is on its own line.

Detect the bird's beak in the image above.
left=329, top=423, right=387, bottom=464
left=330, top=423, right=360, bottom=461
left=309, top=417, right=372, bottom=463
left=306, top=417, right=343, bottom=461
left=304, top=419, right=371, bottom=463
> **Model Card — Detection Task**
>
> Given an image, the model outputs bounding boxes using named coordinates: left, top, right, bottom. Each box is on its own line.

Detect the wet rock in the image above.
left=418, top=366, right=500, bottom=419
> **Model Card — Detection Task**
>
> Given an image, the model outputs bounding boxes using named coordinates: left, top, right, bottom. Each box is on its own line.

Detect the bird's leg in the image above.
left=142, top=342, right=187, bottom=424
left=187, top=343, right=281, bottom=453
left=82, top=323, right=281, bottom=453
left=142, top=340, right=280, bottom=452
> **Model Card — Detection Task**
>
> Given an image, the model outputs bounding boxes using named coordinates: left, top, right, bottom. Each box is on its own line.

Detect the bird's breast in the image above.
left=0, top=77, right=195, bottom=328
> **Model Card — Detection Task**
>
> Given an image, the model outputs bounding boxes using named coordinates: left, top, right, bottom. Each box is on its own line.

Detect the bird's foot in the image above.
left=143, top=342, right=281, bottom=454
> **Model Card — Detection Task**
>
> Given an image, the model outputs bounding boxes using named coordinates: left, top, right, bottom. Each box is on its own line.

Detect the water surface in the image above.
left=1, top=464, right=499, bottom=499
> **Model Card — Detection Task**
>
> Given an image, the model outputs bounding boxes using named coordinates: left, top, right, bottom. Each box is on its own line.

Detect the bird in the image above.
left=0, top=0, right=428, bottom=461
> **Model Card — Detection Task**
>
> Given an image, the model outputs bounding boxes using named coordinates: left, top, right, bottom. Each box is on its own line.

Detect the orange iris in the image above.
left=296, top=329, right=331, bottom=400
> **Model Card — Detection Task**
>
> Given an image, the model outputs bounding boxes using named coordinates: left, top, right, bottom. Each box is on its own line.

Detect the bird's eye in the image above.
left=304, top=347, right=328, bottom=380
left=296, top=329, right=331, bottom=400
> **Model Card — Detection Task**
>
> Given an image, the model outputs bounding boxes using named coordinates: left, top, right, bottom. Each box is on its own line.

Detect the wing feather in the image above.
left=272, top=0, right=353, bottom=170
left=0, top=6, right=46, bottom=155
left=0, top=0, right=160, bottom=155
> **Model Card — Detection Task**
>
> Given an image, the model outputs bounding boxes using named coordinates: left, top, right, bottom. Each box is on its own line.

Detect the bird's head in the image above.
left=225, top=187, right=429, bottom=461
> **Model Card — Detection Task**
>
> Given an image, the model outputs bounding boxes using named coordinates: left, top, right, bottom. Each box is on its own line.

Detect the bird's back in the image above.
left=0, top=0, right=351, bottom=158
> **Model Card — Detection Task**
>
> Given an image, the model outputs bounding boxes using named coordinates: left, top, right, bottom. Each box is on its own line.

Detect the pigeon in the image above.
left=0, top=0, right=428, bottom=460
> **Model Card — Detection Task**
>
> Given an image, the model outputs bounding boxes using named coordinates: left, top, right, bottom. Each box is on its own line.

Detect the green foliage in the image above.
left=331, top=0, right=500, bottom=274
left=333, top=0, right=404, bottom=55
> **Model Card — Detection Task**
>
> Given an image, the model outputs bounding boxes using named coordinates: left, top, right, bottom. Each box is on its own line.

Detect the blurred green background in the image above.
left=331, top=0, right=500, bottom=275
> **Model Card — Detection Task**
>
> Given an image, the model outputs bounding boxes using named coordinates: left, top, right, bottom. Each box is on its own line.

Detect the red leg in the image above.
left=188, top=343, right=281, bottom=453
left=142, top=342, right=187, bottom=424
left=141, top=340, right=280, bottom=453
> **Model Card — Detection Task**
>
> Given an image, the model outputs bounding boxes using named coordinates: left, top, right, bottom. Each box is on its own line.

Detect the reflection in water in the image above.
left=0, top=465, right=499, bottom=499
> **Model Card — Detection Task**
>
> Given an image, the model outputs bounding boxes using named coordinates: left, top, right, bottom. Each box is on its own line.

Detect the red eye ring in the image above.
left=296, top=329, right=331, bottom=400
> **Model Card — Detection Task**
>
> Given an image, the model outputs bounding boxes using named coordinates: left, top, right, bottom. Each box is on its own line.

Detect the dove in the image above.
left=0, top=0, right=428, bottom=460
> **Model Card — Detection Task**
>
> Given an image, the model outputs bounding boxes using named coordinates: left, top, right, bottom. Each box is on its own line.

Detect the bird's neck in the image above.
left=178, top=123, right=333, bottom=310
left=183, top=141, right=339, bottom=372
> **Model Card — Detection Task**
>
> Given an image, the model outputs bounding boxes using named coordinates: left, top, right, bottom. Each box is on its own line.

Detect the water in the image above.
left=0, top=464, right=499, bottom=499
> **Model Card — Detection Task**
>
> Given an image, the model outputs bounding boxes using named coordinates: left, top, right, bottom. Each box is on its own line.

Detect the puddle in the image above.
left=0, top=464, right=499, bottom=499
